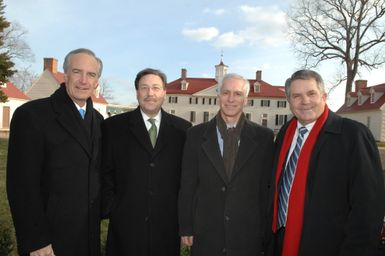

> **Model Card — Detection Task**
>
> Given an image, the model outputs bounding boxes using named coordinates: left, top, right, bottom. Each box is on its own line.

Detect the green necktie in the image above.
left=148, top=118, right=157, bottom=147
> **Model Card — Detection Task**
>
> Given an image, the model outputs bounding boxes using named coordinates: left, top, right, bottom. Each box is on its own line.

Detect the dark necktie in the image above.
left=79, top=109, right=86, bottom=119
left=148, top=118, right=157, bottom=147
left=278, top=126, right=308, bottom=228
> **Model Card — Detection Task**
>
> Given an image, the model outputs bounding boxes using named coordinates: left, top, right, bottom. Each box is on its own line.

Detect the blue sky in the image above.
left=4, top=0, right=385, bottom=110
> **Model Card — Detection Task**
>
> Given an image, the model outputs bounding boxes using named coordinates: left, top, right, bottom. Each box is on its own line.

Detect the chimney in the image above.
left=44, top=58, right=58, bottom=73
left=181, top=68, right=187, bottom=79
left=355, top=80, right=367, bottom=92
left=256, top=70, right=262, bottom=81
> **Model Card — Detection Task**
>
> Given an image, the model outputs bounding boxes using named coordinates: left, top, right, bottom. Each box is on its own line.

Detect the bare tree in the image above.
left=99, top=78, right=114, bottom=101
left=1, top=21, right=34, bottom=62
left=288, top=0, right=385, bottom=96
left=9, top=65, right=37, bottom=92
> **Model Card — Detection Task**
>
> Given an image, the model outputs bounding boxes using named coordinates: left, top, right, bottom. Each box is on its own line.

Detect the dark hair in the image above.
left=285, top=69, right=325, bottom=97
left=63, top=48, right=103, bottom=77
left=134, top=68, right=167, bottom=90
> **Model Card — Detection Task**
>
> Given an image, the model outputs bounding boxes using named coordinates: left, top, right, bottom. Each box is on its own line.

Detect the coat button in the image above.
left=149, top=162, right=155, bottom=167
left=221, top=186, right=226, bottom=192
left=225, top=216, right=230, bottom=221
left=222, top=248, right=226, bottom=253
left=145, top=216, right=149, bottom=222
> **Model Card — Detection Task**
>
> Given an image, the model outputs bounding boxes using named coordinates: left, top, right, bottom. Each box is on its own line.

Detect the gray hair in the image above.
left=63, top=48, right=103, bottom=77
left=217, top=73, right=250, bottom=96
left=285, top=69, right=325, bottom=97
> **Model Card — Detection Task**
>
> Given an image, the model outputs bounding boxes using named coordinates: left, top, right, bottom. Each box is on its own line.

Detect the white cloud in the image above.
left=238, top=5, right=289, bottom=47
left=182, top=27, right=220, bottom=41
left=213, top=32, right=245, bottom=48
left=240, top=5, right=287, bottom=29
left=203, top=8, right=226, bottom=16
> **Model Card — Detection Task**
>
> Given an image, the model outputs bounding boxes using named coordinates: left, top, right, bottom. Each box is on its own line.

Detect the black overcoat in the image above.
left=7, top=86, right=103, bottom=256
left=101, top=107, right=191, bottom=256
left=178, top=117, right=275, bottom=256
left=267, top=111, right=385, bottom=256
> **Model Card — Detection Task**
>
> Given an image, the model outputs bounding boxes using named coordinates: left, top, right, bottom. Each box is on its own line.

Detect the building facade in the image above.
left=162, top=61, right=292, bottom=133
left=0, top=82, right=29, bottom=138
left=337, top=80, right=385, bottom=142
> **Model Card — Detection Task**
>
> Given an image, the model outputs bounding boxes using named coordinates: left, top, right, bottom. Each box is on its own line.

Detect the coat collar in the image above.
left=50, top=85, right=93, bottom=157
left=201, top=117, right=259, bottom=184
left=128, top=107, right=173, bottom=156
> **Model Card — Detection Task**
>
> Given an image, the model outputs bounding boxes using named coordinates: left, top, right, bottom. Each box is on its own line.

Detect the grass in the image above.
left=0, top=138, right=17, bottom=256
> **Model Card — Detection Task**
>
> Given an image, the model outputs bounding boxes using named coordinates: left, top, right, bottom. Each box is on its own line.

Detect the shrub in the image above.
left=0, top=221, right=14, bottom=256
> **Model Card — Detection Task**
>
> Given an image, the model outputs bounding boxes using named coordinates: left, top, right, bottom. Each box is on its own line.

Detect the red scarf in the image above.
left=272, top=106, right=329, bottom=256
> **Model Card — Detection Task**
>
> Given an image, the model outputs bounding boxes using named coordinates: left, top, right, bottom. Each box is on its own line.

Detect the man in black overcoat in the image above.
left=7, top=48, right=104, bottom=256
left=268, top=70, right=385, bottom=256
left=101, top=68, right=191, bottom=256
left=178, top=73, right=275, bottom=256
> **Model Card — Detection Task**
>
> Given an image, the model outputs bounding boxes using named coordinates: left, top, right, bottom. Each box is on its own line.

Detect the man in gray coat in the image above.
left=178, top=73, right=275, bottom=256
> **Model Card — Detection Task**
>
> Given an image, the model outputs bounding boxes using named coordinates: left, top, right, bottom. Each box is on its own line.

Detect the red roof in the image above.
left=52, top=71, right=108, bottom=104
left=167, top=77, right=286, bottom=98
left=0, top=82, right=29, bottom=100
left=337, top=83, right=385, bottom=113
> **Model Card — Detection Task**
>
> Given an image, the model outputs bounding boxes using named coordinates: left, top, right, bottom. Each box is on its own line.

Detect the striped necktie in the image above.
left=278, top=126, right=308, bottom=228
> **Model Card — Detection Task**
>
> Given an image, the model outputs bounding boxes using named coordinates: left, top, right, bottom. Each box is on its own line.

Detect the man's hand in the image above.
left=30, top=244, right=55, bottom=256
left=181, top=236, right=194, bottom=247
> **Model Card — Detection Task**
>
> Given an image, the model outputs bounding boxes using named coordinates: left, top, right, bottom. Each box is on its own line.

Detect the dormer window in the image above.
left=181, top=79, right=189, bottom=90
left=370, top=88, right=375, bottom=104
left=254, top=81, right=260, bottom=93
left=357, top=91, right=363, bottom=105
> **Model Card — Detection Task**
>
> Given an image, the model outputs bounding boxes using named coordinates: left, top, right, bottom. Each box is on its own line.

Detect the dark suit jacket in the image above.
left=268, top=111, right=385, bottom=256
left=6, top=85, right=103, bottom=256
left=101, top=107, right=191, bottom=256
left=178, top=117, right=275, bottom=256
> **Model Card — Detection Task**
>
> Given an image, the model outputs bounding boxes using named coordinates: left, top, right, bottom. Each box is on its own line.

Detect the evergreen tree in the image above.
left=0, top=0, right=15, bottom=102
left=0, top=0, right=15, bottom=81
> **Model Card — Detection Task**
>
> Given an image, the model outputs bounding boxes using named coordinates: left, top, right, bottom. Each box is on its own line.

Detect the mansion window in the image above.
left=277, top=101, right=286, bottom=108
left=247, top=99, right=254, bottom=106
left=190, top=111, right=196, bottom=122
left=275, top=114, right=288, bottom=126
left=170, top=109, right=175, bottom=114
left=261, top=113, right=268, bottom=127
left=260, top=100, right=270, bottom=107
left=189, top=97, right=198, bottom=104
left=203, top=111, right=209, bottom=122
left=169, top=96, right=178, bottom=103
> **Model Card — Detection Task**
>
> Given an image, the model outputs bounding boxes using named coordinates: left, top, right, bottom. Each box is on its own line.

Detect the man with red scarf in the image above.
left=269, top=70, right=385, bottom=256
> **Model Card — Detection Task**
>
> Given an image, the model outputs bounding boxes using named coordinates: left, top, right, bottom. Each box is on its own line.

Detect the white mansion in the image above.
left=162, top=60, right=292, bottom=133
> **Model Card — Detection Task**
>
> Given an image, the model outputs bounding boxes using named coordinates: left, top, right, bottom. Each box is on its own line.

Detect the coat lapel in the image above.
left=307, top=112, right=342, bottom=195
left=51, top=86, right=92, bottom=157
left=152, top=109, right=171, bottom=157
left=128, top=108, right=154, bottom=154
left=201, top=119, right=228, bottom=184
